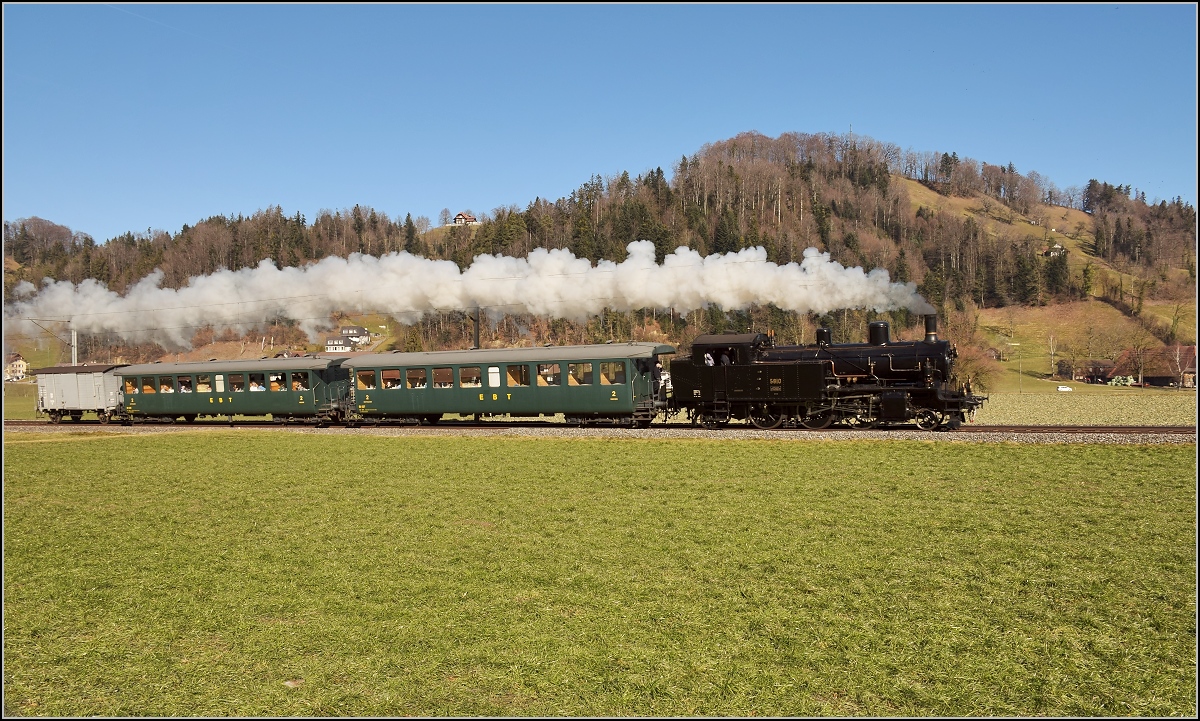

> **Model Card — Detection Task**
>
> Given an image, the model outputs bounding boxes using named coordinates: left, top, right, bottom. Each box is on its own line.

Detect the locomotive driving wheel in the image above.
left=845, top=412, right=880, bottom=430
left=914, top=408, right=942, bottom=431
left=749, top=404, right=784, bottom=430
left=799, top=409, right=834, bottom=430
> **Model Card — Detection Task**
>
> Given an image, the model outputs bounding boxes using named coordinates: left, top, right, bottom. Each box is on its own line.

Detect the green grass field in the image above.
left=4, top=433, right=1195, bottom=716
left=973, top=390, right=1197, bottom=426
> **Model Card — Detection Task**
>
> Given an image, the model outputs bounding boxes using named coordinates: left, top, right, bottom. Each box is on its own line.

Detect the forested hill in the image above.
left=5, top=130, right=1196, bottom=318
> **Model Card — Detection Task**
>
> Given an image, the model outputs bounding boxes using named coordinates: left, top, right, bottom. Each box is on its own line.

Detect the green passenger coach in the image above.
left=345, top=342, right=675, bottom=427
left=116, top=357, right=350, bottom=424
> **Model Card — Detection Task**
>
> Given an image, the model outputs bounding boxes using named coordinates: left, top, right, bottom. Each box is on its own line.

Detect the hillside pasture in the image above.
left=976, top=301, right=1163, bottom=379
left=4, top=433, right=1195, bottom=717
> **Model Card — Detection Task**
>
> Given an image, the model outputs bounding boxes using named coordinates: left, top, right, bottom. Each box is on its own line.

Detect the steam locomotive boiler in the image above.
left=668, top=315, right=985, bottom=431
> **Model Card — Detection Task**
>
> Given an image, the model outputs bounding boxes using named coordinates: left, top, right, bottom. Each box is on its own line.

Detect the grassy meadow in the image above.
left=4, top=432, right=1195, bottom=716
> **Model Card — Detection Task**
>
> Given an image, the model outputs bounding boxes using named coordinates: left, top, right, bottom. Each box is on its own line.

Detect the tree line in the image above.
left=4, top=131, right=1195, bottom=389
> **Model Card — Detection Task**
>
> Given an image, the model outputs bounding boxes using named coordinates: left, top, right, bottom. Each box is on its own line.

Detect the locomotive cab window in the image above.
left=228, top=374, right=244, bottom=392
left=178, top=376, right=194, bottom=393
left=507, top=365, right=530, bottom=387
left=381, top=369, right=402, bottom=389
left=459, top=366, right=482, bottom=388
left=600, top=362, right=626, bottom=385
left=141, top=377, right=156, bottom=394
left=406, top=368, right=427, bottom=389
left=433, top=367, right=453, bottom=388
left=196, top=374, right=212, bottom=393
left=356, top=370, right=376, bottom=390
left=536, top=363, right=561, bottom=386
left=568, top=363, right=593, bottom=386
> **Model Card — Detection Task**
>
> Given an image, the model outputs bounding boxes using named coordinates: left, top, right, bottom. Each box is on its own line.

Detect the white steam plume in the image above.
left=5, top=241, right=936, bottom=348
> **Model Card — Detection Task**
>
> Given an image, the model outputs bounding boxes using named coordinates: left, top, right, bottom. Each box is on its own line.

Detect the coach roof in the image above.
left=118, top=357, right=346, bottom=375
left=349, top=342, right=675, bottom=367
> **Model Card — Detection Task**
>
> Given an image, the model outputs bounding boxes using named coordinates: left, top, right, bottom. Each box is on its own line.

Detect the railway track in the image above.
left=4, top=419, right=1196, bottom=435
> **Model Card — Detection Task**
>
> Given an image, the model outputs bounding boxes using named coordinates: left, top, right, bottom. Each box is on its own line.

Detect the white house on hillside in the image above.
left=325, top=337, right=354, bottom=353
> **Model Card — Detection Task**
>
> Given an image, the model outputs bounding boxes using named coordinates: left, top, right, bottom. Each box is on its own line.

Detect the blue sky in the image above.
left=3, top=3, right=1196, bottom=245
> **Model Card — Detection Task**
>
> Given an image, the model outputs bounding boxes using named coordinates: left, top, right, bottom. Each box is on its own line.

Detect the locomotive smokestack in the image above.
left=924, top=315, right=939, bottom=343
left=816, top=327, right=832, bottom=346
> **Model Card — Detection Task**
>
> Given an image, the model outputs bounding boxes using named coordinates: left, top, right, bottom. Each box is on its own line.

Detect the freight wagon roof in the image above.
left=349, top=343, right=675, bottom=367
left=117, top=357, right=344, bottom=375
left=31, top=364, right=128, bottom=375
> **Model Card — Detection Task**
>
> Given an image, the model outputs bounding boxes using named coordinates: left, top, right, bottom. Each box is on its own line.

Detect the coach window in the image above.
left=158, top=376, right=175, bottom=393
left=536, top=363, right=561, bottom=386
left=249, top=373, right=266, bottom=391
left=269, top=372, right=287, bottom=392
left=406, top=368, right=427, bottom=389
left=568, top=362, right=593, bottom=386
left=196, top=374, right=212, bottom=393
left=357, top=370, right=376, bottom=390
left=125, top=378, right=139, bottom=394
left=141, top=377, right=156, bottom=394
left=381, top=369, right=402, bottom=389
left=459, top=366, right=482, bottom=388
left=488, top=366, right=501, bottom=388
left=215, top=375, right=225, bottom=393
left=433, top=367, right=453, bottom=388
left=507, top=365, right=529, bottom=387
left=291, top=372, right=309, bottom=391
left=177, top=376, right=194, bottom=393
left=600, top=362, right=626, bottom=385
left=228, top=374, right=244, bottom=392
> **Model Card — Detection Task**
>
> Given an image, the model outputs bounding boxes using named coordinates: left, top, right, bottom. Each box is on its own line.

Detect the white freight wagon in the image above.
left=33, top=364, right=127, bottom=423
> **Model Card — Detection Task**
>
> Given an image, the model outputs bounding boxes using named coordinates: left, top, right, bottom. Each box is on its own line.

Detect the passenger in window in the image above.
left=178, top=378, right=193, bottom=393
left=250, top=381, right=265, bottom=391
left=160, top=382, right=174, bottom=393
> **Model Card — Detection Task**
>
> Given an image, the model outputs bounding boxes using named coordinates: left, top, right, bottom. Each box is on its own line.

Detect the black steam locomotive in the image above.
left=667, top=315, right=985, bottom=431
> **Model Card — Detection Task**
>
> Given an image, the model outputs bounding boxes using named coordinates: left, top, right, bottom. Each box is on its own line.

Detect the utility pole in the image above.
left=1008, top=342, right=1022, bottom=393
